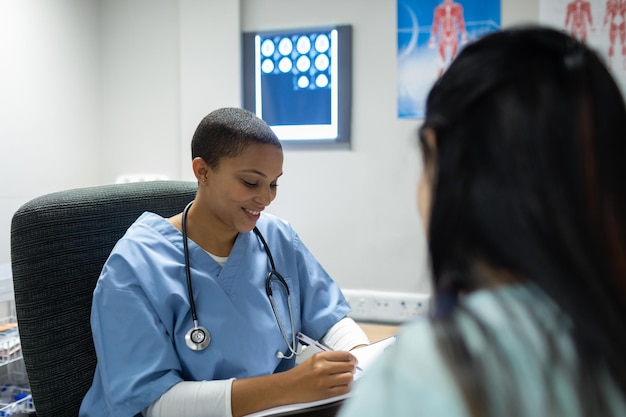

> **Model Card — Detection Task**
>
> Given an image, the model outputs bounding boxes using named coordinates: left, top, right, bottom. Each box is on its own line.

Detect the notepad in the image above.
left=352, top=336, right=396, bottom=381
left=242, top=336, right=396, bottom=417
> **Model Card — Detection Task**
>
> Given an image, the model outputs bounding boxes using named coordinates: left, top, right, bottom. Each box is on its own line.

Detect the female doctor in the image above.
left=79, top=107, right=369, bottom=417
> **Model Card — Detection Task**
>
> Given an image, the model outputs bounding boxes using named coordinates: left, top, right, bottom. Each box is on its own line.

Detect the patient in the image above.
left=339, top=26, right=626, bottom=416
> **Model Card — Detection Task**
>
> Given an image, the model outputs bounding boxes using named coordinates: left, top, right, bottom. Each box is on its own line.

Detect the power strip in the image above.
left=343, top=289, right=431, bottom=324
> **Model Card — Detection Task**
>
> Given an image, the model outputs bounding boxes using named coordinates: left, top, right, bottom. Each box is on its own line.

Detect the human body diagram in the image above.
left=603, top=0, right=626, bottom=67
left=565, top=0, right=594, bottom=41
left=428, top=0, right=468, bottom=77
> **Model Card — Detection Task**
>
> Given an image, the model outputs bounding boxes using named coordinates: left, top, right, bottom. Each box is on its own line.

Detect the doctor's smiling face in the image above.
left=196, top=142, right=284, bottom=235
left=187, top=107, right=284, bottom=250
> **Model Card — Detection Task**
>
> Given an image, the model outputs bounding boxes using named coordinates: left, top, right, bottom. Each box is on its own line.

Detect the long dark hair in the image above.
left=421, top=27, right=626, bottom=415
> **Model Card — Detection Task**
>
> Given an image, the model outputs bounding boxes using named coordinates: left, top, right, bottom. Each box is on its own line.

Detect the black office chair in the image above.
left=10, top=181, right=197, bottom=417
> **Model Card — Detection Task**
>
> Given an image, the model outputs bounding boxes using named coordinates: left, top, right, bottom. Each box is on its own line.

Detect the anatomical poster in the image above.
left=540, top=0, right=626, bottom=96
left=397, top=0, right=501, bottom=119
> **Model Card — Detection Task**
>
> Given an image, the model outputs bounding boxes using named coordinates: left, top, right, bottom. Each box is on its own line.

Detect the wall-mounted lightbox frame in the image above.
left=242, top=25, right=352, bottom=148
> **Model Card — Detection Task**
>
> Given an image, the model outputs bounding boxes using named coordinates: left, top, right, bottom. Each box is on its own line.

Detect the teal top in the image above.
left=339, top=284, right=626, bottom=417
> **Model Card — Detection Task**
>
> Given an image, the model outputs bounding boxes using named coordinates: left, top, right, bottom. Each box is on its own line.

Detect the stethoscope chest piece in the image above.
left=185, top=325, right=211, bottom=351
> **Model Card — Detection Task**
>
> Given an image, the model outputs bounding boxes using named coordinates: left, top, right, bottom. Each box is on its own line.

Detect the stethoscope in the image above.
left=182, top=201, right=302, bottom=359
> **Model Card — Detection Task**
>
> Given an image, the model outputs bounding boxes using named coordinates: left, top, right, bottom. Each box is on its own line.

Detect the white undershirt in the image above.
left=143, top=317, right=370, bottom=417
left=206, top=251, right=228, bottom=267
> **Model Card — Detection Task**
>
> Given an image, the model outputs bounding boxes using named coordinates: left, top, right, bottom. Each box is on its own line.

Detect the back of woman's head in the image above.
left=421, top=25, right=626, bottom=412
left=191, top=107, right=281, bottom=169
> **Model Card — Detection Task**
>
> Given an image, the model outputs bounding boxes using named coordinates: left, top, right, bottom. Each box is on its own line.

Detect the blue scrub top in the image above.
left=79, top=212, right=350, bottom=417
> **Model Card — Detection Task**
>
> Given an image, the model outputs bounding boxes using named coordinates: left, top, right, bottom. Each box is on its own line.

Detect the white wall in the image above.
left=99, top=0, right=181, bottom=183
left=98, top=0, right=241, bottom=180
left=178, top=0, right=242, bottom=173
left=0, top=0, right=539, bottom=293
left=0, top=0, right=101, bottom=264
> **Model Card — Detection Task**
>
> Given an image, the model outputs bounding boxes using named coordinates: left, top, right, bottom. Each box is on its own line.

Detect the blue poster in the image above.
left=397, top=0, right=501, bottom=119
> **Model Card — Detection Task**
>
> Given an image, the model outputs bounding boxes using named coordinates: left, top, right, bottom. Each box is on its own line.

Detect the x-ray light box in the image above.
left=242, top=25, right=352, bottom=147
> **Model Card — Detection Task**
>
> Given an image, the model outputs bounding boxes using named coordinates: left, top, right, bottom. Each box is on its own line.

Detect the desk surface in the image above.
left=358, top=323, right=399, bottom=342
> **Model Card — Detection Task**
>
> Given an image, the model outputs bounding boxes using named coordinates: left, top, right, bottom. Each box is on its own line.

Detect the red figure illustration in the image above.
left=604, top=0, right=626, bottom=67
left=428, top=0, right=468, bottom=77
left=564, top=0, right=594, bottom=42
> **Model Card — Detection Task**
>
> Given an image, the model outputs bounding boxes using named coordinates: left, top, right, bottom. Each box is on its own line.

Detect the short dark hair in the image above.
left=191, top=107, right=282, bottom=169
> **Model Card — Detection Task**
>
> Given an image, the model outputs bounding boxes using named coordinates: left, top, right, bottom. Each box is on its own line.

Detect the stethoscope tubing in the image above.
left=182, top=201, right=199, bottom=326
left=182, top=201, right=211, bottom=350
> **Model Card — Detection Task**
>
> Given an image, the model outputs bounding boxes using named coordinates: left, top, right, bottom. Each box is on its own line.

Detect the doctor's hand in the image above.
left=230, top=350, right=358, bottom=417
left=287, top=350, right=358, bottom=403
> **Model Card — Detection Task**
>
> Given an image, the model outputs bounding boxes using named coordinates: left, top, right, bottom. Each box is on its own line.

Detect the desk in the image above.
left=358, top=323, right=399, bottom=342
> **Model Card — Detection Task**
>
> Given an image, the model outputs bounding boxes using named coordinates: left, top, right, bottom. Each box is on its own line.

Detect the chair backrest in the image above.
left=10, top=181, right=197, bottom=417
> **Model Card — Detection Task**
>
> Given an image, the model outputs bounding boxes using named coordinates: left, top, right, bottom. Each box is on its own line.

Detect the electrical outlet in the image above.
left=343, top=289, right=431, bottom=324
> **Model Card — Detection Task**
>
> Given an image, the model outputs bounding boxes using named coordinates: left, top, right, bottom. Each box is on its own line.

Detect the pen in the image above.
left=296, top=332, right=332, bottom=351
left=296, top=332, right=363, bottom=372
